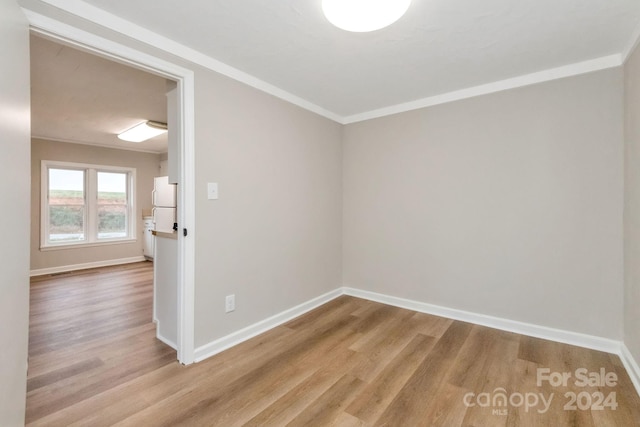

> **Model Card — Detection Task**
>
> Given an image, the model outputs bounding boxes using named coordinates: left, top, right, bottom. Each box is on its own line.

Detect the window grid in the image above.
left=41, top=161, right=136, bottom=249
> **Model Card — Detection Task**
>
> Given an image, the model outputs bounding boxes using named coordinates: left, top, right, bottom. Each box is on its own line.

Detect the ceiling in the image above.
left=30, top=34, right=170, bottom=153
left=28, top=0, right=640, bottom=139
left=55, top=0, right=640, bottom=120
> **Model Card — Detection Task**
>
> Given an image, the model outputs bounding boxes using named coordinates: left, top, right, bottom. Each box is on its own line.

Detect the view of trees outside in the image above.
left=48, top=168, right=128, bottom=242
left=48, top=168, right=85, bottom=242
left=97, top=171, right=127, bottom=239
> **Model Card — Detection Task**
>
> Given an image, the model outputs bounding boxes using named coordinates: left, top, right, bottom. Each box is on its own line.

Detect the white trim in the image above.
left=620, top=344, right=640, bottom=398
left=33, top=0, right=628, bottom=126
left=342, top=287, right=622, bottom=354
left=156, top=321, right=178, bottom=350
left=40, top=160, right=136, bottom=249
left=156, top=333, right=177, bottom=350
left=39, top=238, right=136, bottom=252
left=35, top=0, right=343, bottom=124
left=622, top=21, right=640, bottom=64
left=192, top=286, right=621, bottom=362
left=32, top=135, right=167, bottom=155
left=190, top=285, right=639, bottom=399
left=24, top=8, right=197, bottom=365
left=342, top=55, right=623, bottom=124
left=176, top=72, right=196, bottom=365
left=29, top=256, right=146, bottom=277
left=24, top=11, right=191, bottom=81
left=193, top=289, right=343, bottom=362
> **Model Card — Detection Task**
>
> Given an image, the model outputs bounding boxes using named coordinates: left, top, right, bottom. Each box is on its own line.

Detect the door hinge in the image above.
left=183, top=228, right=188, bottom=237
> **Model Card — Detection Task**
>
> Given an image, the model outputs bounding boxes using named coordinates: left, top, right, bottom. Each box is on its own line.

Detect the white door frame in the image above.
left=24, top=10, right=196, bottom=364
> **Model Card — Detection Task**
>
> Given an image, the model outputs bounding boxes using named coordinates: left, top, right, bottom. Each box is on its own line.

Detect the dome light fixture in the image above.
left=118, top=120, right=167, bottom=143
left=322, top=0, right=411, bottom=33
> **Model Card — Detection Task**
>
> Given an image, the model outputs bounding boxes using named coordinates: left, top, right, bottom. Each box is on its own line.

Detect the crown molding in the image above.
left=33, top=0, right=630, bottom=125
left=31, top=135, right=166, bottom=154
left=342, top=55, right=622, bottom=124
left=622, top=20, right=640, bottom=64
left=37, top=0, right=344, bottom=124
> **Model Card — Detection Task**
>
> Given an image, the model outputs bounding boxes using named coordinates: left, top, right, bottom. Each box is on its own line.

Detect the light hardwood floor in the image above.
left=27, top=262, right=640, bottom=426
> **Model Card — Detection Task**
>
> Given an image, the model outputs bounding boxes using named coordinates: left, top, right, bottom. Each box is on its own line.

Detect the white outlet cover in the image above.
left=225, top=294, right=235, bottom=312
left=207, top=182, right=219, bottom=200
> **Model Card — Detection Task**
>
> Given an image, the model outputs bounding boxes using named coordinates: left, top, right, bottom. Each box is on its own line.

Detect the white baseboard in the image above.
left=30, top=256, right=147, bottom=277
left=190, top=285, right=639, bottom=400
left=193, top=288, right=343, bottom=362
left=156, top=325, right=178, bottom=351
left=193, top=286, right=621, bottom=363
left=342, top=287, right=622, bottom=355
left=620, top=344, right=640, bottom=398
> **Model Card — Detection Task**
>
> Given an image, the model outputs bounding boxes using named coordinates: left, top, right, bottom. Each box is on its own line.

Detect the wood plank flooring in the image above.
left=27, top=263, right=640, bottom=426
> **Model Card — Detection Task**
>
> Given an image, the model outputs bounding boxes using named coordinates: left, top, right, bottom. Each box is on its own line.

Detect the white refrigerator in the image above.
left=152, top=176, right=177, bottom=233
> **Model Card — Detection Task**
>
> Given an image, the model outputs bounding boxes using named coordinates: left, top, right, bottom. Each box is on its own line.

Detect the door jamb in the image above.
left=24, top=10, right=196, bottom=364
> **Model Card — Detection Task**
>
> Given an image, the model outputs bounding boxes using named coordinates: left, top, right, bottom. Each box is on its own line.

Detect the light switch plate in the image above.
left=207, top=182, right=219, bottom=200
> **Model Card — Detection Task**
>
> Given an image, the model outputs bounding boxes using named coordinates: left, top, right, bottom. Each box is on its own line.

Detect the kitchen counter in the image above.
left=152, top=230, right=178, bottom=240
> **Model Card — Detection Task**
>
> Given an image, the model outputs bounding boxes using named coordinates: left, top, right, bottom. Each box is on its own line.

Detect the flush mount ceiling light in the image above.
left=118, top=121, right=167, bottom=143
left=322, top=0, right=411, bottom=32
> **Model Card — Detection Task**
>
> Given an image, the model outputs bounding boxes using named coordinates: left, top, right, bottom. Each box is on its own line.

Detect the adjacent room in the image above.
left=2, top=0, right=640, bottom=425
left=26, top=34, right=187, bottom=423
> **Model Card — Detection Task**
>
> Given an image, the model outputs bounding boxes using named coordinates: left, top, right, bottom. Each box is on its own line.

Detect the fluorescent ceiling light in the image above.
left=322, top=0, right=411, bottom=32
left=118, top=121, right=167, bottom=143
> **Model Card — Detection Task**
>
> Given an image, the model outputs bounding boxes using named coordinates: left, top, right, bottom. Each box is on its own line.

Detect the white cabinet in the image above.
left=143, top=217, right=154, bottom=260
left=153, top=234, right=178, bottom=348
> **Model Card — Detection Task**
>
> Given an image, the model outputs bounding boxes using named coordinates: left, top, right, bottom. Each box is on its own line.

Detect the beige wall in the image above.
left=16, top=0, right=631, bottom=364
left=16, top=2, right=344, bottom=348
left=30, top=138, right=161, bottom=271
left=344, top=69, right=624, bottom=340
left=625, top=43, right=640, bottom=363
left=193, top=72, right=343, bottom=346
left=0, top=1, right=30, bottom=424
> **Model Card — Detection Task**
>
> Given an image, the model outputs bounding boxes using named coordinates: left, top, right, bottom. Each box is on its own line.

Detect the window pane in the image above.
left=49, top=206, right=85, bottom=241
left=97, top=172, right=128, bottom=239
left=49, top=169, right=84, bottom=205
left=98, top=205, right=127, bottom=238
left=98, top=172, right=126, bottom=203
left=48, top=169, right=85, bottom=242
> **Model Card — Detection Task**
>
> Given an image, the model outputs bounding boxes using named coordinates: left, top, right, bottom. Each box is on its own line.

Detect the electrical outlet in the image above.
left=225, top=294, right=235, bottom=313
left=207, top=182, right=219, bottom=200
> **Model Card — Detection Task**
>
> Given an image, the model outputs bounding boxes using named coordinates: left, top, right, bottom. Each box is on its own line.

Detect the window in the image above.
left=41, top=161, right=136, bottom=249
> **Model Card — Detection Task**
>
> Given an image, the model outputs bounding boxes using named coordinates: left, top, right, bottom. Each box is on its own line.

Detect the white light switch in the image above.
left=207, top=182, right=219, bottom=200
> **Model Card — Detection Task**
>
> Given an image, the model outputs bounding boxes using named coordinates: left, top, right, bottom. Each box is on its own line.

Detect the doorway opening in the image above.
left=26, top=14, right=195, bottom=365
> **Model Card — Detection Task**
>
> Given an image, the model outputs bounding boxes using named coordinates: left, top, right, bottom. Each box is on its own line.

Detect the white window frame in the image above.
left=41, top=160, right=136, bottom=250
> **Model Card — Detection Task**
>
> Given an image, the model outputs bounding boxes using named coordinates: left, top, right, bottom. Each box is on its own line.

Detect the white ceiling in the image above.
left=30, top=34, right=170, bottom=153
left=27, top=0, right=640, bottom=133
left=57, top=0, right=640, bottom=120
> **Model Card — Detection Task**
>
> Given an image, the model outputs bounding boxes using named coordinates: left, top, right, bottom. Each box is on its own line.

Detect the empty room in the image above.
left=2, top=0, right=640, bottom=426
